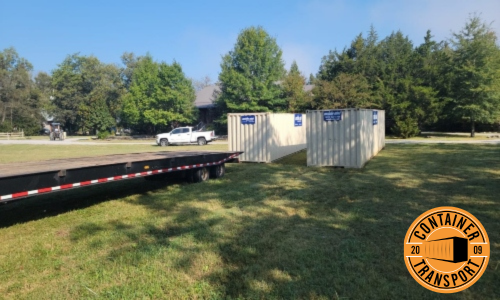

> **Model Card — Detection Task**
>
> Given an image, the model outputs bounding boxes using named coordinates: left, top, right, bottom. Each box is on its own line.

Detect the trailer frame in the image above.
left=0, top=151, right=241, bottom=203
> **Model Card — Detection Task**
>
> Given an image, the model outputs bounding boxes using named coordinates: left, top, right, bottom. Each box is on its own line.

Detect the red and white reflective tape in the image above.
left=0, top=153, right=239, bottom=202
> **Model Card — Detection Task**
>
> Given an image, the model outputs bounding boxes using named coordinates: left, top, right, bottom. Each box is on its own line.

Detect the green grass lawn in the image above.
left=0, top=144, right=498, bottom=299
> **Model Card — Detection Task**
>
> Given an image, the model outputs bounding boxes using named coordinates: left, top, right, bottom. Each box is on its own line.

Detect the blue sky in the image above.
left=1, top=0, right=499, bottom=82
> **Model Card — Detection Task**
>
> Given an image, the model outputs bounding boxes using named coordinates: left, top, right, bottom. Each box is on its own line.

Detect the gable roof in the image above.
left=303, top=84, right=314, bottom=92
left=194, top=85, right=220, bottom=108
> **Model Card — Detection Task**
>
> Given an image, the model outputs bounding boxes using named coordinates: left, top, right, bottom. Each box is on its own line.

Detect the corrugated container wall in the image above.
left=306, top=109, right=385, bottom=168
left=228, top=113, right=307, bottom=162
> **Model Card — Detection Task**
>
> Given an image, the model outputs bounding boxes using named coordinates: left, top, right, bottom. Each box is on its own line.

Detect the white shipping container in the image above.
left=228, top=113, right=307, bottom=162
left=306, top=109, right=385, bottom=168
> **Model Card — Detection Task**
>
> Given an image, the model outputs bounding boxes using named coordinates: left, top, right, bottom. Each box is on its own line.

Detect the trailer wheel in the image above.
left=160, top=139, right=169, bottom=147
left=190, top=167, right=209, bottom=183
left=197, top=137, right=207, bottom=146
left=210, top=164, right=225, bottom=179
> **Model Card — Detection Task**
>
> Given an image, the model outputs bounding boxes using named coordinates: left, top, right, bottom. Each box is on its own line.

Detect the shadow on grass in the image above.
left=0, top=177, right=182, bottom=228
left=1, top=144, right=499, bottom=299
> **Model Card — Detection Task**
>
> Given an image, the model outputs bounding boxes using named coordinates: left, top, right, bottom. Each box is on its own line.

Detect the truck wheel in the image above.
left=160, top=139, right=169, bottom=147
left=197, top=137, right=207, bottom=146
left=190, top=167, right=209, bottom=183
left=210, top=164, right=225, bottom=179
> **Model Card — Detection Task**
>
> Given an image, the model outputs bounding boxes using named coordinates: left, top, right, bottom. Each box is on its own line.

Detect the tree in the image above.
left=0, top=47, right=33, bottom=127
left=121, top=52, right=143, bottom=89
left=411, top=30, right=450, bottom=129
left=51, top=54, right=124, bottom=134
left=121, top=55, right=196, bottom=133
left=34, top=71, right=53, bottom=116
left=312, top=73, right=371, bottom=109
left=0, top=47, right=44, bottom=135
left=217, top=26, right=286, bottom=124
left=192, top=75, right=212, bottom=91
left=308, top=73, right=316, bottom=85
left=450, top=15, right=500, bottom=137
left=282, top=61, right=310, bottom=112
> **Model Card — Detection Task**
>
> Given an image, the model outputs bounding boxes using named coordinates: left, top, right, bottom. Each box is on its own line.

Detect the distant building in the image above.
left=194, top=85, right=220, bottom=124
left=303, top=84, right=314, bottom=92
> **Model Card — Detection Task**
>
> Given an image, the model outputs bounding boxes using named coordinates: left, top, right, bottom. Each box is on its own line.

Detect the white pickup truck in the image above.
left=156, top=127, right=216, bottom=146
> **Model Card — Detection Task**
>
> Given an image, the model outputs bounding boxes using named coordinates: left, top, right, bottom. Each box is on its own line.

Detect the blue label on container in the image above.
left=241, top=115, right=256, bottom=125
left=324, top=110, right=342, bottom=121
left=294, top=114, right=302, bottom=126
left=373, top=111, right=378, bottom=125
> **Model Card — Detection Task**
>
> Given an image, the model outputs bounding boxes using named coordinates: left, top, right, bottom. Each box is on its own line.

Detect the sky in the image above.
left=1, top=0, right=499, bottom=82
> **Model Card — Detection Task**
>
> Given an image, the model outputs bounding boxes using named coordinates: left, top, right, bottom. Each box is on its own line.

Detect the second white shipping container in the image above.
left=306, top=109, right=385, bottom=168
left=228, top=113, right=306, bottom=162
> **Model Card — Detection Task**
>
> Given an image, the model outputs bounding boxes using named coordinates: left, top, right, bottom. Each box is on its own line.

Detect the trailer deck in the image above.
left=0, top=151, right=241, bottom=202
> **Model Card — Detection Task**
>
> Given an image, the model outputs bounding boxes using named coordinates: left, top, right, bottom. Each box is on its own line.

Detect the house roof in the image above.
left=194, top=85, right=220, bottom=108
left=303, top=84, right=314, bottom=92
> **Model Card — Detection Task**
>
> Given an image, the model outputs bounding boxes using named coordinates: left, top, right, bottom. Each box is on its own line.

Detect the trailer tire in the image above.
left=197, top=137, right=207, bottom=146
left=160, top=139, right=169, bottom=147
left=190, top=167, right=209, bottom=183
left=210, top=164, right=225, bottom=179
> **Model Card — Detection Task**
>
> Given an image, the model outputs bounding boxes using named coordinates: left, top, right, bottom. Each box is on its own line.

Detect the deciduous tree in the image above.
left=51, top=54, right=124, bottom=134
left=217, top=26, right=286, bottom=124
left=0, top=47, right=43, bottom=134
left=122, top=55, right=196, bottom=133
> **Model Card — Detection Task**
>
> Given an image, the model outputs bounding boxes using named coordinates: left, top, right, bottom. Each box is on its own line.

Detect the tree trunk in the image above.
left=1, top=104, right=5, bottom=123
left=470, top=116, right=475, bottom=137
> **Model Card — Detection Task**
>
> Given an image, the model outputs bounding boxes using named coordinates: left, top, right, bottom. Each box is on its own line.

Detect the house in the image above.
left=194, top=85, right=220, bottom=124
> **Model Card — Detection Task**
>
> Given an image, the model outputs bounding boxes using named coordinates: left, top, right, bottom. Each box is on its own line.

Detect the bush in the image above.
left=0, top=123, right=13, bottom=133
left=97, top=130, right=111, bottom=139
left=392, top=117, right=420, bottom=139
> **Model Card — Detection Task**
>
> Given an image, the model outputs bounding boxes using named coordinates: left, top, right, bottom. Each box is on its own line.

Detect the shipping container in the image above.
left=423, top=237, right=468, bottom=263
left=306, top=109, right=385, bottom=168
left=228, top=113, right=306, bottom=162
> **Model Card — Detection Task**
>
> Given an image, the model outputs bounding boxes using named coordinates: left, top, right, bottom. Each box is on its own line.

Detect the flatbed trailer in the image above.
left=0, top=151, right=241, bottom=203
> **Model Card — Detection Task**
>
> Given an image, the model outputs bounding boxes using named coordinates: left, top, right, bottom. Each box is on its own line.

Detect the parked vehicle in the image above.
left=156, top=127, right=216, bottom=146
left=49, top=123, right=64, bottom=141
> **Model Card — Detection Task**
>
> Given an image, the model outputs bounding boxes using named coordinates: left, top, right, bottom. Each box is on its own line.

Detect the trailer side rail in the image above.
left=0, top=152, right=240, bottom=203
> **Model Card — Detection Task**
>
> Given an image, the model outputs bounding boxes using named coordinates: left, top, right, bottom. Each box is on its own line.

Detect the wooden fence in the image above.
left=0, top=130, right=24, bottom=139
